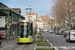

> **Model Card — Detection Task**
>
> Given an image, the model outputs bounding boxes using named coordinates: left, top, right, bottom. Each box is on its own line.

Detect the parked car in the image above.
left=51, top=30, right=54, bottom=33
left=43, top=29, right=48, bottom=32
left=58, top=30, right=64, bottom=35
left=66, top=30, right=75, bottom=43
left=45, top=29, right=48, bottom=32
left=55, top=31, right=59, bottom=34
left=48, top=30, right=52, bottom=33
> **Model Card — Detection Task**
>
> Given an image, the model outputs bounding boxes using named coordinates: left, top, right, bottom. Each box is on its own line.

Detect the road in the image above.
left=43, top=32, right=75, bottom=50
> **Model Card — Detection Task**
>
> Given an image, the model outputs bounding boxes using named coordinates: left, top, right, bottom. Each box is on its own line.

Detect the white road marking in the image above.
left=42, top=33, right=59, bottom=50
left=34, top=43, right=36, bottom=50
left=53, top=46, right=75, bottom=49
left=43, top=33, right=75, bottom=50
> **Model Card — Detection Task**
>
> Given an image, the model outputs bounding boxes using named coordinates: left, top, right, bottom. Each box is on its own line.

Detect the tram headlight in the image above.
left=23, top=37, right=25, bottom=38
left=18, top=36, right=21, bottom=37
left=27, top=35, right=30, bottom=37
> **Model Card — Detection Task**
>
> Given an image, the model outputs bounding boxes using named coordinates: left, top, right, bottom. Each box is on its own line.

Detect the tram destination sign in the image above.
left=21, top=23, right=28, bottom=25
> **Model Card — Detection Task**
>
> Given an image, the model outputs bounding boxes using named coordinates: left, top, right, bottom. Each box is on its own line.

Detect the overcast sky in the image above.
left=0, top=0, right=54, bottom=17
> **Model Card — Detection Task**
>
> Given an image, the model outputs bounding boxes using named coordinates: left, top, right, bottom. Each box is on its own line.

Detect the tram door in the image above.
left=17, top=23, right=19, bottom=36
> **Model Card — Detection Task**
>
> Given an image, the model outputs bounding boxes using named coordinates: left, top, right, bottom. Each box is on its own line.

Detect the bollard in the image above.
left=52, top=48, right=55, bottom=50
left=49, top=43, right=50, bottom=48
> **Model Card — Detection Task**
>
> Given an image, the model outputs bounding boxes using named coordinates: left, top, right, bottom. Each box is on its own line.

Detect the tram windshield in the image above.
left=19, top=22, right=32, bottom=38
left=21, top=25, right=27, bottom=35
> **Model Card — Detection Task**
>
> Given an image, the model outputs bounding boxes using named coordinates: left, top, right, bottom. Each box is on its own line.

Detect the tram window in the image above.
left=17, top=23, right=19, bottom=35
left=24, top=25, right=27, bottom=35
left=28, top=23, right=31, bottom=35
left=21, top=25, right=24, bottom=31
left=31, top=23, right=33, bottom=35
left=20, top=22, right=28, bottom=36
left=19, top=23, right=21, bottom=35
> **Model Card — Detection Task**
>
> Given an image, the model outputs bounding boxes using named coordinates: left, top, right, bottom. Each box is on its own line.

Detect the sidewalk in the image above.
left=36, top=46, right=51, bottom=48
left=0, top=38, right=17, bottom=49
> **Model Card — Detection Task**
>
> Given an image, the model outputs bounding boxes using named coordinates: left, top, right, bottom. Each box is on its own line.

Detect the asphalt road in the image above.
left=43, top=32, right=75, bottom=50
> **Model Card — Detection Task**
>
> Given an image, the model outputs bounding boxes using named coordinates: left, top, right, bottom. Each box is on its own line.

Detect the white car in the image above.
left=66, top=30, right=75, bottom=43
left=43, top=29, right=48, bottom=32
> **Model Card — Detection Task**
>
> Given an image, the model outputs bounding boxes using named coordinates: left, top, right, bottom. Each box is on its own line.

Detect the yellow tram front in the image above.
left=17, top=20, right=35, bottom=43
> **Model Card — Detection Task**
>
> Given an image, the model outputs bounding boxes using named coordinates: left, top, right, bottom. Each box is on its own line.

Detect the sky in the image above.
left=0, top=0, right=54, bottom=17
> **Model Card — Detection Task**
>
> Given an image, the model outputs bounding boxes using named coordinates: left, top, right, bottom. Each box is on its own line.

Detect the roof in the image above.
left=18, top=20, right=33, bottom=23
left=10, top=8, right=21, bottom=13
left=0, top=2, right=24, bottom=19
left=41, top=17, right=47, bottom=20
left=43, top=15, right=49, bottom=19
left=41, top=15, right=50, bottom=20
left=28, top=12, right=37, bottom=15
left=0, top=2, right=8, bottom=8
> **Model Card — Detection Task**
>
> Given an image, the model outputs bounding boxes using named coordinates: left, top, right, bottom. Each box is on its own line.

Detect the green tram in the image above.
left=17, top=20, right=35, bottom=43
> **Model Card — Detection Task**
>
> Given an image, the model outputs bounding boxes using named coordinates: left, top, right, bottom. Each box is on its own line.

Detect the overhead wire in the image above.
left=6, top=0, right=25, bottom=4
left=24, top=0, right=30, bottom=7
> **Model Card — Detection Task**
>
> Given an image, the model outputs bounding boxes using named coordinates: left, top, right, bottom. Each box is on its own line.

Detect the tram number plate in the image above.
left=23, top=39, right=25, bottom=41
left=23, top=23, right=28, bottom=25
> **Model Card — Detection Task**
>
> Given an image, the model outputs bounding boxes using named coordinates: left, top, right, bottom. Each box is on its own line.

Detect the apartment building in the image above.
left=36, top=15, right=51, bottom=29
left=36, top=17, right=43, bottom=29
left=24, top=12, right=37, bottom=29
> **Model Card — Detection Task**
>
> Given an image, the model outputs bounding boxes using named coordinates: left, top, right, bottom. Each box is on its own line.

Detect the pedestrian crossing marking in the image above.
left=44, top=33, right=63, bottom=37
left=52, top=46, right=75, bottom=49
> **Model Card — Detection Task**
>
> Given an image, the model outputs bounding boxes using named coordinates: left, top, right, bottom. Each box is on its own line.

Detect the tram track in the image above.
left=12, top=44, right=29, bottom=50
left=2, top=43, right=18, bottom=50
left=23, top=44, right=29, bottom=50
left=12, top=44, right=20, bottom=50
left=3, top=43, right=35, bottom=50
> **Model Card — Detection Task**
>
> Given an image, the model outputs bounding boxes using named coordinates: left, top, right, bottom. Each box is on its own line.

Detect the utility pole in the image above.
left=25, top=8, right=32, bottom=16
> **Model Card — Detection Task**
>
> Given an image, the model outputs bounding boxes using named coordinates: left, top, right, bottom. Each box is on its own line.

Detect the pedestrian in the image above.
left=13, top=31, right=15, bottom=36
left=5, top=32, right=8, bottom=42
left=0, top=35, right=3, bottom=47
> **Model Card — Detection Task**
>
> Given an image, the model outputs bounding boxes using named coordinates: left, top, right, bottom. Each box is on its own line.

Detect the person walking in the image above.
left=5, top=32, right=8, bottom=42
left=0, top=35, right=3, bottom=47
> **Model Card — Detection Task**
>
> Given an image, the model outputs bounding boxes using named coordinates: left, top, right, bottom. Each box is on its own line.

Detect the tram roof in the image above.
left=18, top=20, right=33, bottom=23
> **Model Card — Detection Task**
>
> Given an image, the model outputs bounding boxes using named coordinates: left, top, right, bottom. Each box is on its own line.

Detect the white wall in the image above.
left=0, top=16, right=5, bottom=27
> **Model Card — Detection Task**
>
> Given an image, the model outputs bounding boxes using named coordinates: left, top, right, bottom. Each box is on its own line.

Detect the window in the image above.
left=28, top=16, right=30, bottom=18
left=31, top=16, right=32, bottom=18
left=28, top=23, right=31, bottom=35
left=44, top=17, right=46, bottom=19
left=30, top=23, right=33, bottom=35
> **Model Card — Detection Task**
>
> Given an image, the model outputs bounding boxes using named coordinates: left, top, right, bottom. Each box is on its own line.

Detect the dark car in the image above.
left=58, top=30, right=64, bottom=35
left=55, top=31, right=59, bottom=34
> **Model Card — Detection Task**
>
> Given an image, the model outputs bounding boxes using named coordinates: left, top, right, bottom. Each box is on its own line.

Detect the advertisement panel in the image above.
left=0, top=16, right=5, bottom=27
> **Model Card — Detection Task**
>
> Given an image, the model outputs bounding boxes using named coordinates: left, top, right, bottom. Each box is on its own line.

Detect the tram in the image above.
left=17, top=20, right=36, bottom=43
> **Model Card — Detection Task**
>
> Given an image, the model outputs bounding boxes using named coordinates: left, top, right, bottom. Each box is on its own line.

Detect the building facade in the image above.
left=36, top=15, right=52, bottom=29
left=24, top=12, right=37, bottom=29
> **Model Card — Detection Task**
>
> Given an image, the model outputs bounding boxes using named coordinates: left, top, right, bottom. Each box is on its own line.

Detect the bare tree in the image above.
left=52, top=0, right=75, bottom=30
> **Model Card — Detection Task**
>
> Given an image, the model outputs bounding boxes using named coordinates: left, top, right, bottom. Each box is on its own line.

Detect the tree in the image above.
left=52, top=0, right=75, bottom=30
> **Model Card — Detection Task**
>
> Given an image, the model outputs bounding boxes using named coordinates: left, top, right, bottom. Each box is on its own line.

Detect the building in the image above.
left=24, top=12, right=37, bottom=29
left=42, top=15, right=50, bottom=29
left=36, top=15, right=52, bottom=29
left=36, top=17, right=43, bottom=29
